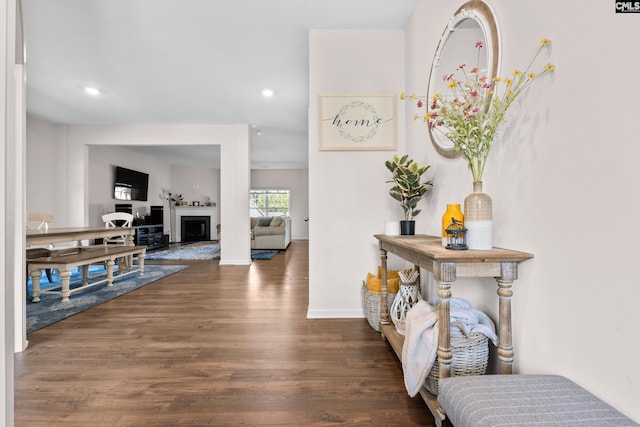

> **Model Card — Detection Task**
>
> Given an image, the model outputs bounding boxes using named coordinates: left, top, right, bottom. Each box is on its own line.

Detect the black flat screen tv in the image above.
left=113, top=166, right=149, bottom=201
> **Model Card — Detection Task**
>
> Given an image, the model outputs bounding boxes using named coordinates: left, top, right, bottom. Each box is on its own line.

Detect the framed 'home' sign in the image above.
left=318, top=93, right=397, bottom=151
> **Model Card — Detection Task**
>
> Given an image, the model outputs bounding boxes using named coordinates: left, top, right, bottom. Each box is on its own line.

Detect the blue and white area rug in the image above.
left=26, top=264, right=187, bottom=333
left=145, top=242, right=221, bottom=260
left=145, top=242, right=279, bottom=261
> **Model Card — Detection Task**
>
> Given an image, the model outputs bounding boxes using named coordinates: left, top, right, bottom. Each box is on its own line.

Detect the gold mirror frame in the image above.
left=427, top=0, right=501, bottom=158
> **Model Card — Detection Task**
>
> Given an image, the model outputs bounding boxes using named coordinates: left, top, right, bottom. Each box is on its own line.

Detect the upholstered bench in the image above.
left=438, top=375, right=639, bottom=427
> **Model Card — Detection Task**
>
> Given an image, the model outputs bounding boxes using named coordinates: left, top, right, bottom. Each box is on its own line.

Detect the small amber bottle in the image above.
left=442, top=204, right=464, bottom=246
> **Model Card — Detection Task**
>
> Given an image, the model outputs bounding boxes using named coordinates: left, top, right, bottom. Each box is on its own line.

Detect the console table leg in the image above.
left=497, top=262, right=518, bottom=374
left=379, top=246, right=390, bottom=325
left=435, top=262, right=456, bottom=380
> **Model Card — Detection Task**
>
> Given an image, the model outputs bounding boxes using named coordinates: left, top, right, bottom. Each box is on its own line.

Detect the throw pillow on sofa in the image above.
left=256, top=217, right=273, bottom=226
left=270, top=217, right=284, bottom=227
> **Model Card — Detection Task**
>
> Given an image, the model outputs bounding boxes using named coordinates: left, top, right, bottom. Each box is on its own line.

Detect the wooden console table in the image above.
left=375, top=234, right=533, bottom=425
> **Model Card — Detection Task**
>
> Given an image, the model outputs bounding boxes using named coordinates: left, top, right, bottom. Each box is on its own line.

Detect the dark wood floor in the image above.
left=14, top=241, right=435, bottom=427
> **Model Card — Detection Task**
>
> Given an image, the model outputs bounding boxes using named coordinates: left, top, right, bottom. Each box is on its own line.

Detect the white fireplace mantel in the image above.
left=173, top=206, right=218, bottom=242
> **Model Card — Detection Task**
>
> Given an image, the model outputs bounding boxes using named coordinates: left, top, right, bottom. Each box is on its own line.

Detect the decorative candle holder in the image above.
left=445, top=218, right=468, bottom=250
left=390, top=269, right=422, bottom=335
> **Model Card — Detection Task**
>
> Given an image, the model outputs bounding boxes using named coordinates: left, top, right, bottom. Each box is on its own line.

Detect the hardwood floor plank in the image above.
left=15, top=241, right=434, bottom=426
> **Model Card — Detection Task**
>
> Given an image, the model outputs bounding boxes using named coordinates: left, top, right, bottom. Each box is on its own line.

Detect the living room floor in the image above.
left=14, top=240, right=435, bottom=426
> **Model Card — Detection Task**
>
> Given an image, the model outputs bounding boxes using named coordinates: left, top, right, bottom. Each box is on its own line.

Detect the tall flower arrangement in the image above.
left=403, top=39, right=554, bottom=182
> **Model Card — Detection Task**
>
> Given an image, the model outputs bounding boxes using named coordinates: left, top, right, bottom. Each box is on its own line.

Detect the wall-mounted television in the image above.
left=113, top=166, right=149, bottom=201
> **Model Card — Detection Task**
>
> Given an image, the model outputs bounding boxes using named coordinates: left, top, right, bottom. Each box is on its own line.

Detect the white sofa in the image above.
left=250, top=217, right=291, bottom=250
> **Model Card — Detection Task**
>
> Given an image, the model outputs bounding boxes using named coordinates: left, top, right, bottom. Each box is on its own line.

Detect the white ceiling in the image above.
left=22, top=0, right=417, bottom=169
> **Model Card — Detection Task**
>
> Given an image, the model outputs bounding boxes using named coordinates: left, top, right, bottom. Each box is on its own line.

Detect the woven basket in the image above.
left=424, top=327, right=489, bottom=395
left=361, top=281, right=396, bottom=332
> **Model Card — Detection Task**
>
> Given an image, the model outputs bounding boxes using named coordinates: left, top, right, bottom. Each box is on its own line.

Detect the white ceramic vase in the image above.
left=464, top=181, right=492, bottom=250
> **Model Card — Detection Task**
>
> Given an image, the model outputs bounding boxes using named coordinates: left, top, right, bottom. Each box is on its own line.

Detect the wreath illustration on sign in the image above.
left=335, top=101, right=381, bottom=143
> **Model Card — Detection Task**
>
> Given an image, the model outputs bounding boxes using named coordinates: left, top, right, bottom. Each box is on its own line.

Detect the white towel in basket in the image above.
left=401, top=298, right=498, bottom=397
left=402, top=300, right=439, bottom=397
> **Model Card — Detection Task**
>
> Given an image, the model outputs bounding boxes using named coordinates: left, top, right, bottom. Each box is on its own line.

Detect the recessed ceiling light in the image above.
left=83, top=86, right=101, bottom=96
left=261, top=88, right=274, bottom=98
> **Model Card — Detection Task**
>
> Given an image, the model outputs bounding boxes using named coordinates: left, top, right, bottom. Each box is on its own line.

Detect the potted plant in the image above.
left=385, top=154, right=433, bottom=235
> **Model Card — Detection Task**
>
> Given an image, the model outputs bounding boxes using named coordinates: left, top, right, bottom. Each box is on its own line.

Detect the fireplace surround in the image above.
left=173, top=207, right=218, bottom=242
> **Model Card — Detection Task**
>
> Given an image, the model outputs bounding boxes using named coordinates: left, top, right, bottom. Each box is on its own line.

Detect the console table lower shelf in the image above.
left=381, top=323, right=444, bottom=426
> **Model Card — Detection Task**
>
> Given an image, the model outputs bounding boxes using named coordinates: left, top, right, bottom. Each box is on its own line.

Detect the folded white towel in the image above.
left=401, top=300, right=438, bottom=397
left=401, top=298, right=497, bottom=397
left=451, top=307, right=497, bottom=345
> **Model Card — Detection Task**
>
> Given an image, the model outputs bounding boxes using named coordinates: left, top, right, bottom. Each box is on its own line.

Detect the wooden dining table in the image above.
left=26, top=226, right=135, bottom=247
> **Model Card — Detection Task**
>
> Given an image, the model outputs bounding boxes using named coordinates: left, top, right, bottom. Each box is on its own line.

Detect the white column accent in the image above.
left=219, top=124, right=251, bottom=265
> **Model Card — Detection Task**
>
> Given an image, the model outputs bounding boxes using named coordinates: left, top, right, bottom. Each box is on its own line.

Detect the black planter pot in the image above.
left=400, top=220, right=415, bottom=235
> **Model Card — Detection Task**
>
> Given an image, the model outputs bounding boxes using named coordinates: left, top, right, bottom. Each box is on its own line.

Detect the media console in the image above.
left=134, top=224, right=166, bottom=250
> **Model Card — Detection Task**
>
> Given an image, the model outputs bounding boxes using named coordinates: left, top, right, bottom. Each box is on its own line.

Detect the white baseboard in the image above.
left=219, top=259, right=251, bottom=266
left=306, top=308, right=365, bottom=319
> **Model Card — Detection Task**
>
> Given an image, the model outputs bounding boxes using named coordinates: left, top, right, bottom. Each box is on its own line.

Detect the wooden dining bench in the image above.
left=27, top=245, right=146, bottom=302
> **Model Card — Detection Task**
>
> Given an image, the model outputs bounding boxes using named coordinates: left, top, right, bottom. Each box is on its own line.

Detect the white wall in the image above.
left=2, top=0, right=19, bottom=423
left=12, top=2, right=640, bottom=422
left=87, top=145, right=174, bottom=226
left=27, top=124, right=311, bottom=244
left=307, top=2, right=640, bottom=421
left=403, top=0, right=640, bottom=420
left=170, top=164, right=220, bottom=240
left=308, top=29, right=407, bottom=318
left=30, top=129, right=224, bottom=240
left=25, top=116, right=71, bottom=225
left=24, top=123, right=252, bottom=264
left=251, top=169, right=309, bottom=240
left=170, top=164, right=220, bottom=208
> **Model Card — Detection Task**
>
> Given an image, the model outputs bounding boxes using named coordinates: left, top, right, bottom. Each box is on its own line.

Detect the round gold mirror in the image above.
left=427, top=0, right=500, bottom=158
